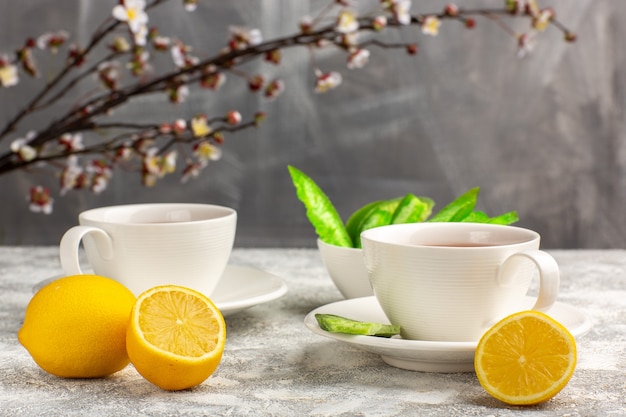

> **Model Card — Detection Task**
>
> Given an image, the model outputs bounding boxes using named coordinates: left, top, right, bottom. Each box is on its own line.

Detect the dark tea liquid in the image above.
left=426, top=242, right=495, bottom=247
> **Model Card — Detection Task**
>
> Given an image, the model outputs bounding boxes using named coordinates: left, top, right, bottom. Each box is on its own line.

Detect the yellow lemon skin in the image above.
left=18, top=274, right=136, bottom=378
left=126, top=331, right=225, bottom=391
left=126, top=285, right=227, bottom=391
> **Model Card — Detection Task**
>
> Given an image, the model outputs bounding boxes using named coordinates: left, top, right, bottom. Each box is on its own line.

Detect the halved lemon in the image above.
left=474, top=310, right=577, bottom=405
left=126, top=285, right=226, bottom=391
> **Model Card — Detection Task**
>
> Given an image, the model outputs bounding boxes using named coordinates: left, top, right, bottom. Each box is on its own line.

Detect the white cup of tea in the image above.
left=361, top=222, right=560, bottom=342
left=59, top=203, right=237, bottom=296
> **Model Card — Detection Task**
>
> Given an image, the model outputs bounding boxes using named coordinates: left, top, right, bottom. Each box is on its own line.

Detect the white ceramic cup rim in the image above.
left=77, top=203, right=236, bottom=226
left=360, top=222, right=540, bottom=249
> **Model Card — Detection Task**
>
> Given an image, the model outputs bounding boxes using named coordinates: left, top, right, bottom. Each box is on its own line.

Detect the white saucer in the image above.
left=33, top=265, right=288, bottom=317
left=304, top=296, right=592, bottom=373
left=212, top=265, right=288, bottom=315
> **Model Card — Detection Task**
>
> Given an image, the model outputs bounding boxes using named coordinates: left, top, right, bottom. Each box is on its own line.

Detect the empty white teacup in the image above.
left=361, top=223, right=559, bottom=342
left=59, top=203, right=237, bottom=296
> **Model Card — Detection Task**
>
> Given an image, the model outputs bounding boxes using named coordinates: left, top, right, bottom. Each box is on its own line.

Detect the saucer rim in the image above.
left=32, top=264, right=288, bottom=316
left=215, top=265, right=288, bottom=314
left=304, top=295, right=592, bottom=356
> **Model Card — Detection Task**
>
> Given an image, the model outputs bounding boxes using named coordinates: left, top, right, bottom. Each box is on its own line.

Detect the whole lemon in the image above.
left=18, top=274, right=136, bottom=378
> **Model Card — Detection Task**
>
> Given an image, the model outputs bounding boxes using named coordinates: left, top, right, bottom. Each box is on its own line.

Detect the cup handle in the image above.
left=498, top=249, right=560, bottom=312
left=59, top=226, right=113, bottom=275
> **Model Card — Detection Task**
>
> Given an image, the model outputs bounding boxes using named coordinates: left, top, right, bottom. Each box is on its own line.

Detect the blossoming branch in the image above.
left=0, top=0, right=575, bottom=214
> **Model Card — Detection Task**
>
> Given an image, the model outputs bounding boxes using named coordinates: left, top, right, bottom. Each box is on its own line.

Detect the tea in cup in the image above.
left=59, top=203, right=237, bottom=296
left=361, top=223, right=559, bottom=342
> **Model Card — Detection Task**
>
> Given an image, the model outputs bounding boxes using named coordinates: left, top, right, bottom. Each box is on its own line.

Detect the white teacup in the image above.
left=361, top=223, right=559, bottom=342
left=317, top=239, right=372, bottom=299
left=59, top=203, right=237, bottom=297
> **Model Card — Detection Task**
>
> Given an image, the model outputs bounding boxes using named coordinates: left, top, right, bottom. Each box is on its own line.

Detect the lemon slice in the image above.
left=474, top=310, right=577, bottom=405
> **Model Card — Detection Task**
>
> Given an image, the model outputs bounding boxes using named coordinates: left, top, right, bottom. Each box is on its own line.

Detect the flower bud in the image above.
left=564, top=32, right=577, bottom=42
left=372, top=16, right=387, bottom=31
left=444, top=4, right=459, bottom=16
left=254, top=112, right=267, bottom=126
left=248, top=75, right=265, bottom=92
left=265, top=49, right=281, bottom=65
left=226, top=110, right=242, bottom=125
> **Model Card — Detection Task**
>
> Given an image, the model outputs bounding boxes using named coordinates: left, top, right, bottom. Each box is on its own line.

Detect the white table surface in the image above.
left=1, top=247, right=625, bottom=416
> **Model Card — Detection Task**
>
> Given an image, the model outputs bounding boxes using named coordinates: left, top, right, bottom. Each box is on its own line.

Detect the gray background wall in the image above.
left=0, top=0, right=623, bottom=249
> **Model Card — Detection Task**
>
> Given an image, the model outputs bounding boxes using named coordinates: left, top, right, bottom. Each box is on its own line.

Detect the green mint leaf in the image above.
left=315, top=314, right=401, bottom=338
left=391, top=193, right=435, bottom=224
left=288, top=165, right=352, bottom=247
left=428, top=187, right=480, bottom=222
